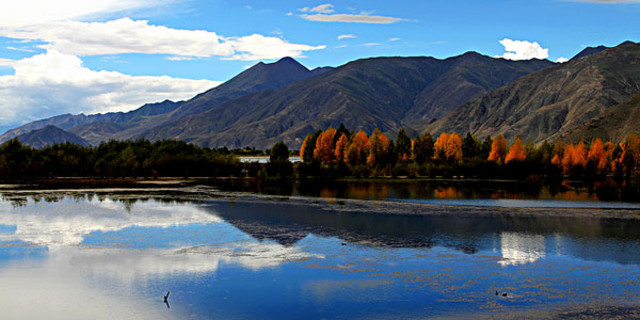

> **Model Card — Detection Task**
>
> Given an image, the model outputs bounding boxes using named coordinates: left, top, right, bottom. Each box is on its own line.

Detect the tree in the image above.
left=367, top=129, right=390, bottom=167
left=505, top=136, right=526, bottom=163
left=395, top=129, right=412, bottom=161
left=314, top=127, right=337, bottom=163
left=413, top=133, right=434, bottom=165
left=561, top=141, right=587, bottom=174
left=334, top=134, right=348, bottom=163
left=346, top=130, right=369, bottom=166
left=300, top=130, right=321, bottom=162
left=461, top=132, right=480, bottom=159
left=587, top=138, right=608, bottom=173
left=269, top=141, right=289, bottom=163
left=434, top=132, right=462, bottom=162
left=488, top=134, right=508, bottom=164
left=480, top=135, right=493, bottom=160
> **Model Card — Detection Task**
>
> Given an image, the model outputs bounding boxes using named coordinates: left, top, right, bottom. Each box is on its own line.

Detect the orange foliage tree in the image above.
left=334, top=134, right=348, bottom=163
left=488, top=134, right=508, bottom=164
left=505, top=136, right=526, bottom=163
left=587, top=138, right=608, bottom=173
left=346, top=130, right=369, bottom=166
left=434, top=133, right=463, bottom=162
left=561, top=141, right=587, bottom=174
left=313, top=127, right=337, bottom=163
left=367, top=129, right=390, bottom=167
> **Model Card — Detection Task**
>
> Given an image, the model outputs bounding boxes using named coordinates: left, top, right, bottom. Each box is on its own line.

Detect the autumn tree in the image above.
left=346, top=130, right=370, bottom=166
left=587, top=138, right=608, bottom=173
left=334, top=134, right=348, bottom=163
left=561, top=141, right=587, bottom=174
left=488, top=134, right=508, bottom=164
left=505, top=136, right=526, bottom=163
left=434, top=132, right=462, bottom=162
left=367, top=129, right=390, bottom=167
left=300, top=130, right=321, bottom=162
left=314, top=127, right=337, bottom=163
left=413, top=133, right=434, bottom=165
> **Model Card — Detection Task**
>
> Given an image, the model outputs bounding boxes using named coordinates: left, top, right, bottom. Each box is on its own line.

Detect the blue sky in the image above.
left=0, top=0, right=638, bottom=131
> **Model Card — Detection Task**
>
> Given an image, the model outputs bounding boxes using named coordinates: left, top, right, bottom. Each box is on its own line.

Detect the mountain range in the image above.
left=3, top=41, right=639, bottom=149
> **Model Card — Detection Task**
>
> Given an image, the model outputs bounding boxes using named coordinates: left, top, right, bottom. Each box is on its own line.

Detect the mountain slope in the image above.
left=427, top=41, right=640, bottom=143
left=139, top=53, right=553, bottom=148
left=564, top=91, right=640, bottom=143
left=16, top=125, right=89, bottom=148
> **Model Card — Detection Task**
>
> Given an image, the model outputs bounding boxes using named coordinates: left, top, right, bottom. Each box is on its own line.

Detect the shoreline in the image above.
left=1, top=184, right=640, bottom=220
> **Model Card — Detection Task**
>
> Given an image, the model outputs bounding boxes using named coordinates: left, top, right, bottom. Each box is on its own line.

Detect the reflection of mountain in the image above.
left=498, top=232, right=546, bottom=266
left=203, top=200, right=640, bottom=265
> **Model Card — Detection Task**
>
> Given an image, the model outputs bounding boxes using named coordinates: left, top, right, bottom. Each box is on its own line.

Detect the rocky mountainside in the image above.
left=427, top=41, right=640, bottom=143
left=133, top=53, right=552, bottom=148
left=564, top=90, right=640, bottom=143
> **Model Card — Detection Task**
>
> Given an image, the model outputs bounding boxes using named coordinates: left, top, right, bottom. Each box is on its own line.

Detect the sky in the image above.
left=0, top=0, right=638, bottom=132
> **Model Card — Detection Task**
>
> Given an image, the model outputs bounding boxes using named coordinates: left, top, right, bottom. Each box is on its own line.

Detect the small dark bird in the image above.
left=495, top=291, right=499, bottom=296
left=164, top=291, right=170, bottom=302
left=502, top=293, right=508, bottom=297
left=341, top=242, right=347, bottom=246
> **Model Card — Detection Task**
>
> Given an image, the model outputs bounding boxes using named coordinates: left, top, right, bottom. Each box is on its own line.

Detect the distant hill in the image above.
left=16, top=125, right=89, bottom=148
left=427, top=41, right=640, bottom=143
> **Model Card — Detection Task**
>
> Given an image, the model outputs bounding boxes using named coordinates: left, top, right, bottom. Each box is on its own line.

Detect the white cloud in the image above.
left=298, top=4, right=403, bottom=24
left=389, top=37, right=401, bottom=42
left=556, top=57, right=569, bottom=63
left=301, top=13, right=403, bottom=24
left=0, top=18, right=325, bottom=61
left=300, top=4, right=335, bottom=13
left=497, top=38, right=549, bottom=61
left=338, top=34, right=356, bottom=40
left=224, top=34, right=326, bottom=61
left=0, top=0, right=175, bottom=26
left=363, top=43, right=381, bottom=46
left=0, top=50, right=220, bottom=127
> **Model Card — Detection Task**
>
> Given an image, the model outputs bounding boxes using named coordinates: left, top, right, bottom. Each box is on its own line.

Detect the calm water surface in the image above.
left=1, top=189, right=640, bottom=319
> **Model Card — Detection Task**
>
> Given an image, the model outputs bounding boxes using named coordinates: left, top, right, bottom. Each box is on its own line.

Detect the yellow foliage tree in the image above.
left=488, top=134, right=508, bottom=164
left=434, top=133, right=463, bottom=162
left=505, top=136, right=527, bottom=163
left=346, top=130, right=369, bottom=166
left=367, top=129, right=390, bottom=167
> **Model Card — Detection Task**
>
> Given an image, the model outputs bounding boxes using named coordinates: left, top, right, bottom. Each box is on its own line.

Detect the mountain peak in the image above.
left=571, top=45, right=608, bottom=61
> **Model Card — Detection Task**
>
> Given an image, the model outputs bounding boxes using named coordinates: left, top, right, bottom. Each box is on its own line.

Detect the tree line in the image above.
left=297, top=125, right=640, bottom=198
left=0, top=138, right=241, bottom=179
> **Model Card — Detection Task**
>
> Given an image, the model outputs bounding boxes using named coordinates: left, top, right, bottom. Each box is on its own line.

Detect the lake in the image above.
left=1, top=187, right=640, bottom=319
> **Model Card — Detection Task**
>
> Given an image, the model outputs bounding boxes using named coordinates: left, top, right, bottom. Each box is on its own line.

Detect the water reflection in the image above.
left=0, top=191, right=640, bottom=319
